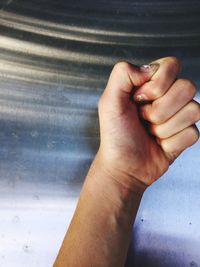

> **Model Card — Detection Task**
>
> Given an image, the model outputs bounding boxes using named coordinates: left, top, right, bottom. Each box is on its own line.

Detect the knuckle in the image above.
left=178, top=78, right=196, bottom=91
left=166, top=56, right=182, bottom=72
left=188, top=126, right=200, bottom=143
left=149, top=109, right=164, bottom=124
left=113, top=61, right=130, bottom=73
left=177, top=78, right=197, bottom=98
left=187, top=101, right=200, bottom=122
left=150, top=124, right=162, bottom=137
left=150, top=85, right=163, bottom=99
left=160, top=140, right=169, bottom=153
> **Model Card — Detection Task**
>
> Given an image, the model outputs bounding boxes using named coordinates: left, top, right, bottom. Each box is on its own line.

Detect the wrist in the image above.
left=84, top=151, right=147, bottom=212
left=94, top=150, right=148, bottom=197
left=82, top=151, right=145, bottom=229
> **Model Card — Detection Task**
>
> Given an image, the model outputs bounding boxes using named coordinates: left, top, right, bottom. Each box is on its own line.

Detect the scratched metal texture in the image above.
left=0, top=0, right=200, bottom=266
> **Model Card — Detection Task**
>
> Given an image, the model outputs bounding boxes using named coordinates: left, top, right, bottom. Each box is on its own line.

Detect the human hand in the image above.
left=97, top=57, right=200, bottom=194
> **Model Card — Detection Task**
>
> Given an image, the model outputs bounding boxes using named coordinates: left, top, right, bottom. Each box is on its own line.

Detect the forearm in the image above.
left=54, top=57, right=200, bottom=267
left=54, top=152, right=144, bottom=267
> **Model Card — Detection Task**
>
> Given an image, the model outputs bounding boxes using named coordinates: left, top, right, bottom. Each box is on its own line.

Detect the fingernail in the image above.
left=140, top=63, right=159, bottom=74
left=135, top=94, right=148, bottom=102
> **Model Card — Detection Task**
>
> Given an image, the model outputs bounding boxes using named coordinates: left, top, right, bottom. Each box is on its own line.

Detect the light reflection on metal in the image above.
left=0, top=1, right=200, bottom=266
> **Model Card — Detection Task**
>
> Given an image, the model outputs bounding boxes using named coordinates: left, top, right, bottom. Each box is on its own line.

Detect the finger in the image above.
left=140, top=78, right=197, bottom=124
left=149, top=100, right=200, bottom=139
left=160, top=125, right=199, bottom=161
left=100, top=61, right=159, bottom=106
left=134, top=56, right=182, bottom=102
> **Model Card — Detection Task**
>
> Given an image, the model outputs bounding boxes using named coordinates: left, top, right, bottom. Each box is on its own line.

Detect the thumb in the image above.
left=104, top=61, right=160, bottom=102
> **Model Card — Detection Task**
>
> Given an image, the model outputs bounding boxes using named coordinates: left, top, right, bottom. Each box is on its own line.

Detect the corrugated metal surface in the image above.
left=0, top=1, right=199, bottom=266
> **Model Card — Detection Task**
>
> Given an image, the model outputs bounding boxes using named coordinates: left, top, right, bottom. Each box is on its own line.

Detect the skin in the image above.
left=53, top=57, right=200, bottom=267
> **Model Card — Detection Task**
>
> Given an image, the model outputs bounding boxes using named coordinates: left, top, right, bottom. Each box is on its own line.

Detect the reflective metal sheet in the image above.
left=0, top=1, right=200, bottom=266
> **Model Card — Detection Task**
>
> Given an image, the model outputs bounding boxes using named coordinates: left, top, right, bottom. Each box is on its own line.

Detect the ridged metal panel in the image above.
left=0, top=1, right=199, bottom=266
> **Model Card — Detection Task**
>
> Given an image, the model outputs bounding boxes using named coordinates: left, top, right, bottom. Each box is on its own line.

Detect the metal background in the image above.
left=0, top=0, right=200, bottom=266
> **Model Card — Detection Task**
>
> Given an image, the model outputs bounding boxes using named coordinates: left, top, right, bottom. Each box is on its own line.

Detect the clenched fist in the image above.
left=97, top=57, right=200, bottom=193
left=54, top=57, right=200, bottom=267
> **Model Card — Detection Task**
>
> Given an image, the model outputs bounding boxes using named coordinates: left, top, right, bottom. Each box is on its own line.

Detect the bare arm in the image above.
left=54, top=57, right=200, bottom=267
left=54, top=154, right=143, bottom=267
